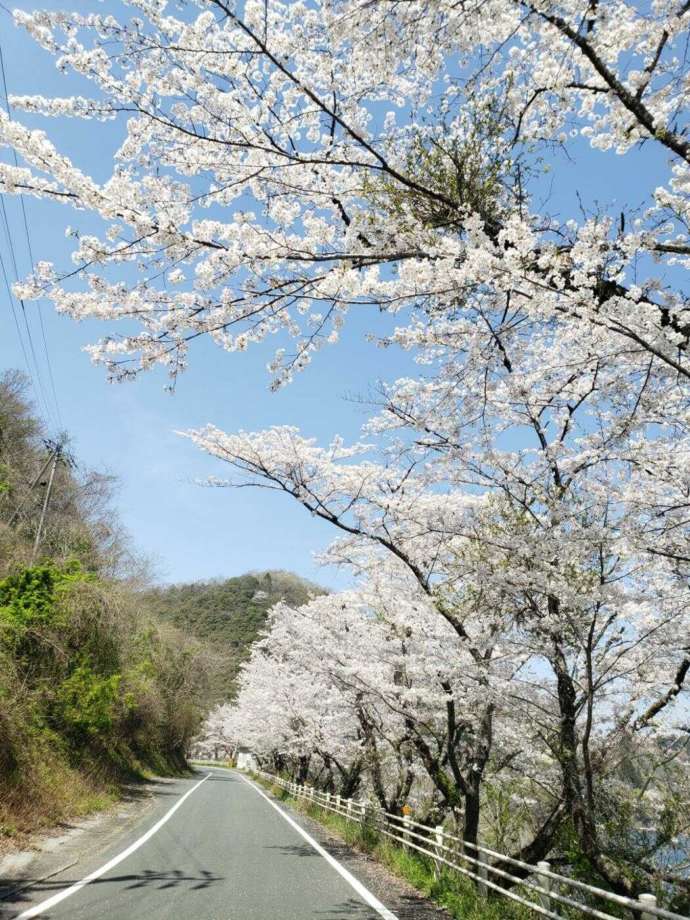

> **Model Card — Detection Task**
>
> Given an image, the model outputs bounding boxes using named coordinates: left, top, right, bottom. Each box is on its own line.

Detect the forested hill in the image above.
left=142, top=571, right=325, bottom=698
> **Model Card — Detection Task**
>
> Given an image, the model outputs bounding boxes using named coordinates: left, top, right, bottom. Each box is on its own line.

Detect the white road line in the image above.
left=16, top=772, right=211, bottom=919
left=239, top=772, right=399, bottom=920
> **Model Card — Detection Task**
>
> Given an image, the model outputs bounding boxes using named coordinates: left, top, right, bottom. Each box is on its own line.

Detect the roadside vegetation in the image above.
left=0, top=371, right=212, bottom=844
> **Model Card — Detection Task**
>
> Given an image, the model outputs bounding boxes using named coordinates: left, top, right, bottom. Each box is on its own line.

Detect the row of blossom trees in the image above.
left=1, top=0, right=689, bottom=903
left=204, top=456, right=689, bottom=897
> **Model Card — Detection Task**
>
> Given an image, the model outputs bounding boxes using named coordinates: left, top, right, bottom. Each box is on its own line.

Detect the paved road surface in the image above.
left=4, top=770, right=399, bottom=920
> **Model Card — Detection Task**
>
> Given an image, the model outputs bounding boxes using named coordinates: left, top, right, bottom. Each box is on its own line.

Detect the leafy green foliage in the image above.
left=0, top=561, right=212, bottom=840
left=0, top=561, right=85, bottom=652
left=55, top=663, right=122, bottom=740
left=362, top=101, right=517, bottom=238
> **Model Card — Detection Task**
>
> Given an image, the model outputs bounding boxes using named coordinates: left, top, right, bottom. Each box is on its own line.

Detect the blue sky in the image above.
left=0, top=1, right=671, bottom=588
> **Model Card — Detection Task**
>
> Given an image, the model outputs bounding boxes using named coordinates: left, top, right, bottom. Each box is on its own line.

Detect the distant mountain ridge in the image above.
left=142, top=570, right=325, bottom=699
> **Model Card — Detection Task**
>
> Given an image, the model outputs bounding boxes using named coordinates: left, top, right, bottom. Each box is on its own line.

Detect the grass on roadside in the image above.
left=253, top=776, right=534, bottom=920
left=0, top=759, right=118, bottom=851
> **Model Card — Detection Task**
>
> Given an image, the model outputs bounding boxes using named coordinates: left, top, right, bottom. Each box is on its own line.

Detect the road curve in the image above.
left=5, top=769, right=399, bottom=920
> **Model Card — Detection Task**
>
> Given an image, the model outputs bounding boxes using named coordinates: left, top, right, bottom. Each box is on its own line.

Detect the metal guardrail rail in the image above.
left=257, top=771, right=689, bottom=920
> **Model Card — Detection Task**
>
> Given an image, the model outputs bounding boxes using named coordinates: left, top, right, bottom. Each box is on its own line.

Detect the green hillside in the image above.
left=0, top=371, right=212, bottom=843
left=142, top=571, right=325, bottom=699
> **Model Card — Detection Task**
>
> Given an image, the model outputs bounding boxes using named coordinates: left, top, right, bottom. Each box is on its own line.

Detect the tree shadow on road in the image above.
left=312, top=897, right=387, bottom=918
left=263, top=843, right=318, bottom=858
left=115, top=868, right=222, bottom=891
left=0, top=867, right=224, bottom=914
left=313, top=894, right=451, bottom=919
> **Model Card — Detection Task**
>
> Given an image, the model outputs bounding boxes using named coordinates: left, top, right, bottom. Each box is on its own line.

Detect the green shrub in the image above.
left=55, top=663, right=122, bottom=740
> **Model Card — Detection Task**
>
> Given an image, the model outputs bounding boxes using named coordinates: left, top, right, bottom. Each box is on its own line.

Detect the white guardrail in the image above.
left=257, top=771, right=688, bottom=920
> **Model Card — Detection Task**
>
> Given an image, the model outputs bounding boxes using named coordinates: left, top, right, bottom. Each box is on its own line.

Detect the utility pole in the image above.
left=5, top=435, right=74, bottom=561
left=31, top=446, right=60, bottom=563
left=7, top=451, right=56, bottom=527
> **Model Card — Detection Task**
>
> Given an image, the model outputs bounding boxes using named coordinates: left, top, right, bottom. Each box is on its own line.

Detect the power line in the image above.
left=0, top=193, right=56, bottom=427
left=0, top=42, right=63, bottom=430
left=15, top=191, right=62, bottom=429
left=0, top=245, right=37, bottom=391
left=0, top=43, right=62, bottom=427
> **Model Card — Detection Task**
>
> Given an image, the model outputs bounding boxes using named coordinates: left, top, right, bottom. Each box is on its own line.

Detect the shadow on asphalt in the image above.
left=314, top=894, right=448, bottom=920
left=264, top=843, right=317, bottom=858
left=313, top=898, right=386, bottom=917
left=0, top=868, right=224, bottom=911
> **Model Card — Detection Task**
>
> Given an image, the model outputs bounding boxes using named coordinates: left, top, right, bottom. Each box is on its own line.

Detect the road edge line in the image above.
left=15, top=772, right=211, bottom=919
left=239, top=772, right=399, bottom=920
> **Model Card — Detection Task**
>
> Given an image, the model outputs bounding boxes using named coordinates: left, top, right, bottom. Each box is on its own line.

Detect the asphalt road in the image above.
left=5, top=770, right=399, bottom=920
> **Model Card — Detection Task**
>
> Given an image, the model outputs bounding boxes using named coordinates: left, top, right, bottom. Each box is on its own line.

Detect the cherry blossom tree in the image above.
left=0, top=0, right=688, bottom=387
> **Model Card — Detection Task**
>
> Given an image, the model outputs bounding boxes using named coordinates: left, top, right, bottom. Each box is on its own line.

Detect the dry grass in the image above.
left=0, top=758, right=118, bottom=854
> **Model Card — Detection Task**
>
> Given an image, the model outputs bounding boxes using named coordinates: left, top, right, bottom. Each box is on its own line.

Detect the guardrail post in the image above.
left=325, top=791, right=331, bottom=808
left=536, top=861, right=551, bottom=911
left=346, top=798, right=353, bottom=821
left=335, top=793, right=341, bottom=814
left=362, top=801, right=373, bottom=827
left=477, top=848, right=488, bottom=898
left=434, top=825, right=444, bottom=879
left=403, top=813, right=412, bottom=850
left=639, top=894, right=657, bottom=920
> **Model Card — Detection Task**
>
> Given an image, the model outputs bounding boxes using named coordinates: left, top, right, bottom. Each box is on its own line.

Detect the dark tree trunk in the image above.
left=463, top=776, right=481, bottom=851
left=296, top=754, right=311, bottom=784
left=340, top=764, right=362, bottom=799
left=550, top=621, right=635, bottom=898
